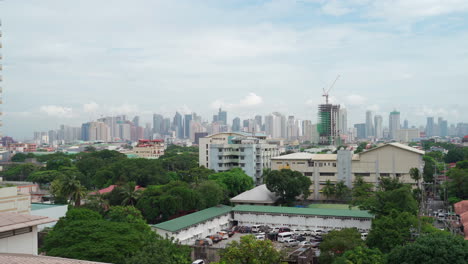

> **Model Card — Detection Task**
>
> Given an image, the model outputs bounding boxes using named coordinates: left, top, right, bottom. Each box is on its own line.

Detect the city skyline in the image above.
left=1, top=0, right=468, bottom=138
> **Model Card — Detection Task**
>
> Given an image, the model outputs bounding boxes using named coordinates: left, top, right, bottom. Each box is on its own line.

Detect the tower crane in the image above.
left=322, top=75, right=340, bottom=104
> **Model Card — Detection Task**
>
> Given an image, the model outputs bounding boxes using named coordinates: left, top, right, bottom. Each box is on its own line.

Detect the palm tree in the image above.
left=60, top=175, right=87, bottom=206
left=335, top=181, right=350, bottom=202
left=120, top=182, right=142, bottom=206
left=322, top=180, right=336, bottom=202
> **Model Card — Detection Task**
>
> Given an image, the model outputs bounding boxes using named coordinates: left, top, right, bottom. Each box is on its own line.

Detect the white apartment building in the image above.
left=199, top=132, right=280, bottom=183
left=0, top=187, right=30, bottom=214
left=271, top=143, right=425, bottom=200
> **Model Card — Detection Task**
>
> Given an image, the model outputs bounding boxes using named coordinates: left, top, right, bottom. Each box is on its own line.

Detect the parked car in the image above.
left=256, top=234, right=265, bottom=240
left=278, top=227, right=291, bottom=233
left=194, top=239, right=212, bottom=246
left=312, top=229, right=322, bottom=236
left=299, top=241, right=312, bottom=246
left=285, top=238, right=299, bottom=247
left=192, top=260, right=205, bottom=264
left=252, top=225, right=261, bottom=233
left=295, top=235, right=306, bottom=242
left=301, top=229, right=311, bottom=236
left=217, top=231, right=229, bottom=240
left=206, top=235, right=222, bottom=243
left=222, top=229, right=234, bottom=237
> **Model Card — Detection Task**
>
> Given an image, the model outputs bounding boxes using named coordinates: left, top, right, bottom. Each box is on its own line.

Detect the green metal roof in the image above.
left=308, top=204, right=361, bottom=210
left=233, top=205, right=373, bottom=218
left=152, top=205, right=233, bottom=232
left=31, top=203, right=67, bottom=211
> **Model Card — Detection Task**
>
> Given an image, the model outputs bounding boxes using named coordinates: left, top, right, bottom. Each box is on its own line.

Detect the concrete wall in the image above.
left=0, top=226, right=38, bottom=255
left=0, top=187, right=30, bottom=214
left=154, top=213, right=231, bottom=245
left=233, top=212, right=371, bottom=231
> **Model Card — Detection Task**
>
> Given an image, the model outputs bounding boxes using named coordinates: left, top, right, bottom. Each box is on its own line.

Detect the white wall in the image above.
left=0, top=187, right=30, bottom=214
left=0, top=226, right=38, bottom=255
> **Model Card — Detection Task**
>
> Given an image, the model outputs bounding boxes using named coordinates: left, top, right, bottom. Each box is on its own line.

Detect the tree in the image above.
left=425, top=151, right=444, bottom=162
left=409, top=168, right=421, bottom=188
left=50, top=173, right=86, bottom=206
left=105, top=206, right=146, bottom=225
left=46, top=157, right=72, bottom=170
left=214, top=235, right=282, bottom=264
left=366, top=210, right=417, bottom=253
left=335, top=181, right=351, bottom=202
left=42, top=208, right=154, bottom=264
left=446, top=168, right=468, bottom=200
left=422, top=156, right=435, bottom=183
left=264, top=169, right=311, bottom=205
left=333, top=246, right=385, bottom=264
left=178, top=166, right=214, bottom=185
left=2, top=163, right=40, bottom=181
left=120, top=182, right=142, bottom=206
left=209, top=168, right=254, bottom=197
left=350, top=176, right=374, bottom=209
left=28, top=170, right=63, bottom=185
left=319, top=228, right=365, bottom=264
left=370, top=186, right=418, bottom=217
left=387, top=233, right=468, bottom=264
left=195, top=180, right=225, bottom=207
left=322, top=179, right=336, bottom=202
left=445, top=148, right=465, bottom=163
left=125, top=235, right=192, bottom=264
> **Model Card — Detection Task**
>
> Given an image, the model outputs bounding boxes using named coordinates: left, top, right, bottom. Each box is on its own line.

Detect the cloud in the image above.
left=344, top=94, right=367, bottom=106
left=321, top=1, right=353, bottom=16
left=39, top=105, right=73, bottom=118
left=211, top=93, right=263, bottom=110
left=83, top=102, right=99, bottom=113
left=108, top=104, right=139, bottom=115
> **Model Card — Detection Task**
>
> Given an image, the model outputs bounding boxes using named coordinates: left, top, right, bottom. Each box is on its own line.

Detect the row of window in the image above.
left=0, top=227, right=32, bottom=239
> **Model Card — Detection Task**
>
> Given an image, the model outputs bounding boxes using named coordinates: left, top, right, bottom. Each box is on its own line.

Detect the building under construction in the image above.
left=317, top=104, right=340, bottom=145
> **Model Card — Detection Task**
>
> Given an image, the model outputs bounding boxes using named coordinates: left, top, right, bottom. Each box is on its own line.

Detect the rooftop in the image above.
left=232, top=205, right=373, bottom=218
left=230, top=185, right=278, bottom=204
left=152, top=205, right=233, bottom=232
left=31, top=203, right=67, bottom=211
left=0, top=254, right=110, bottom=264
left=307, top=204, right=361, bottom=210
left=0, top=212, right=56, bottom=232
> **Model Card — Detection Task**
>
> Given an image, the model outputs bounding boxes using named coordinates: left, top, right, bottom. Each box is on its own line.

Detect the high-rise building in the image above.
left=184, top=114, right=193, bottom=139
left=365, top=111, right=374, bottom=138
left=439, top=119, right=448, bottom=137
left=132, top=116, right=140, bottom=128
left=354, top=123, right=366, bottom=139
left=218, top=108, right=227, bottom=125
left=389, top=110, right=400, bottom=140
left=318, top=104, right=340, bottom=145
left=374, top=115, right=383, bottom=139
left=339, top=109, right=347, bottom=136
left=403, top=119, right=409, bottom=129
left=286, top=116, right=299, bottom=140
left=153, top=114, right=164, bottom=135
left=88, top=122, right=111, bottom=142
left=426, top=117, right=434, bottom=138
left=255, top=115, right=262, bottom=131
left=232, top=117, right=241, bottom=132
left=173, top=112, right=183, bottom=139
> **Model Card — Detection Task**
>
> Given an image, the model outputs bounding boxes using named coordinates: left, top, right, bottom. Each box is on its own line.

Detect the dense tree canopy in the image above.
left=387, top=233, right=468, bottom=264
left=319, top=228, right=365, bottom=264
left=264, top=169, right=311, bottom=204
left=333, top=246, right=385, bottom=264
left=214, top=235, right=282, bottom=264
left=209, top=168, right=254, bottom=197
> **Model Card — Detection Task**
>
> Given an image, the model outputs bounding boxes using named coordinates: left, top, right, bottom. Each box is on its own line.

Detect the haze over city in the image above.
left=1, top=0, right=467, bottom=139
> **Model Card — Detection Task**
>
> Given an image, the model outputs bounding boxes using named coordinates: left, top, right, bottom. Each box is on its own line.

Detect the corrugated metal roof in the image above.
left=152, top=205, right=233, bottom=232
left=0, top=212, right=56, bottom=232
left=31, top=203, right=66, bottom=211
left=0, top=254, right=110, bottom=264
left=232, top=205, right=373, bottom=218
left=361, top=143, right=425, bottom=155
left=271, top=153, right=338, bottom=160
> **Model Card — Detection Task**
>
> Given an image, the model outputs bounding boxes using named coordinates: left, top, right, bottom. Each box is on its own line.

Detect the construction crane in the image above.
left=322, top=75, right=340, bottom=104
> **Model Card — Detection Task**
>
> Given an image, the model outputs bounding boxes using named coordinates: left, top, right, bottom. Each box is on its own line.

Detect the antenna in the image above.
left=322, top=75, right=340, bottom=104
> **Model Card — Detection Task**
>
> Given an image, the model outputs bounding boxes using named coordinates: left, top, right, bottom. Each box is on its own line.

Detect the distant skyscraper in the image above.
left=426, top=117, right=434, bottom=138
left=132, top=116, right=140, bottom=127
left=365, top=111, right=374, bottom=138
left=232, top=117, right=241, bottom=132
left=255, top=115, right=262, bottom=130
left=318, top=104, right=340, bottom=145
left=339, top=109, right=347, bottom=135
left=184, top=114, right=193, bottom=139
left=403, top=119, right=409, bottom=129
left=439, top=119, right=448, bottom=137
left=389, top=110, right=400, bottom=139
left=264, top=114, right=274, bottom=136
left=173, top=112, right=183, bottom=139
left=218, top=108, right=227, bottom=125
left=354, top=124, right=366, bottom=139
left=374, top=115, right=383, bottom=139
left=153, top=114, right=164, bottom=134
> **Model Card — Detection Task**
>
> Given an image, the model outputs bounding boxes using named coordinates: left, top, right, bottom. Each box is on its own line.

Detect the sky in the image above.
left=1, top=0, right=468, bottom=139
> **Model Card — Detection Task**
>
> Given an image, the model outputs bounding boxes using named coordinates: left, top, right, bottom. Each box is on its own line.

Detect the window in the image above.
left=332, top=163, right=336, bottom=167
left=355, top=173, right=371, bottom=177
left=319, top=163, right=323, bottom=167
left=380, top=173, right=390, bottom=177
left=297, top=162, right=305, bottom=164
left=0, top=227, right=32, bottom=239
left=304, top=172, right=313, bottom=176
left=276, top=162, right=282, bottom=164
left=320, top=172, right=335, bottom=176
left=308, top=161, right=314, bottom=167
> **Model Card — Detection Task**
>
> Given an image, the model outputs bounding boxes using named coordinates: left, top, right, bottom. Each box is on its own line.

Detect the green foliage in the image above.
left=387, top=232, right=468, bottom=264
left=377, top=177, right=404, bottom=192
left=322, top=179, right=336, bottom=201
left=445, top=147, right=466, bottom=163
left=11, top=152, right=35, bottom=162
left=354, top=142, right=368, bottom=154
left=422, top=156, right=435, bottom=182
left=105, top=206, right=146, bottom=225
left=209, top=168, right=254, bottom=198
left=264, top=169, right=311, bottom=205
left=1, top=164, right=40, bottom=181
left=42, top=209, right=153, bottom=264
left=350, top=176, right=374, bottom=209
left=334, top=181, right=351, bottom=202
left=366, top=210, right=417, bottom=253
left=195, top=180, right=225, bottom=207
left=333, top=246, right=385, bottom=264
left=446, top=167, right=468, bottom=199
left=319, top=228, right=365, bottom=264
left=371, top=186, right=418, bottom=217
left=50, top=172, right=87, bottom=206
left=425, top=151, right=444, bottom=162
left=46, top=157, right=73, bottom=170
left=178, top=166, right=215, bottom=184
left=456, top=160, right=468, bottom=169
left=28, top=170, right=63, bottom=185
left=125, top=235, right=192, bottom=264
left=215, top=235, right=282, bottom=264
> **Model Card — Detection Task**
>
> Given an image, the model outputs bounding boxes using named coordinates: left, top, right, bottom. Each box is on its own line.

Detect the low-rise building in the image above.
left=0, top=212, right=55, bottom=255
left=8, top=143, right=37, bottom=153
left=133, top=139, right=165, bottom=159
left=30, top=203, right=68, bottom=231
left=152, top=205, right=232, bottom=245
left=230, top=184, right=279, bottom=206
left=199, top=132, right=280, bottom=183
left=271, top=142, right=425, bottom=200
left=232, top=205, right=372, bottom=232
left=0, top=187, right=30, bottom=214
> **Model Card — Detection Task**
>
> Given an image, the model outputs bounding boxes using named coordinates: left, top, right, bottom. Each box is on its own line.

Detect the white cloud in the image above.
left=322, top=1, right=353, bottom=16
left=239, top=93, right=263, bottom=107
left=211, top=93, right=263, bottom=110
left=344, top=94, right=367, bottom=106
left=39, top=105, right=73, bottom=118
left=108, top=104, right=139, bottom=115
left=83, top=102, right=99, bottom=113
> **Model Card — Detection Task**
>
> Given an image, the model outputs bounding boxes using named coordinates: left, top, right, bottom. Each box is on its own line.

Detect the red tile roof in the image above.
left=89, top=185, right=145, bottom=195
